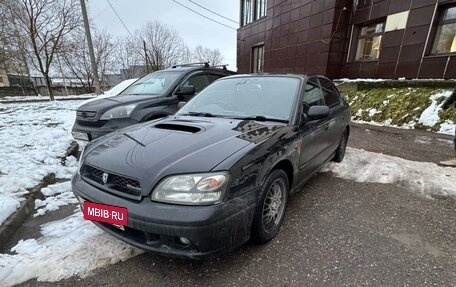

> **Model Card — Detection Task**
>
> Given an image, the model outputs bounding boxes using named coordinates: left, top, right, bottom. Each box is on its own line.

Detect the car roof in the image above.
left=220, top=73, right=311, bottom=80
left=160, top=65, right=234, bottom=74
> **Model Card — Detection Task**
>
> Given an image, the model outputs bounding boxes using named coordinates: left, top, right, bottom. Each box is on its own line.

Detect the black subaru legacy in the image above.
left=72, top=63, right=234, bottom=141
left=72, top=74, right=350, bottom=259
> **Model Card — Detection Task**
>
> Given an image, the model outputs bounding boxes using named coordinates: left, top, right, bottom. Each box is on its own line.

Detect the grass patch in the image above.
left=345, top=87, right=453, bottom=129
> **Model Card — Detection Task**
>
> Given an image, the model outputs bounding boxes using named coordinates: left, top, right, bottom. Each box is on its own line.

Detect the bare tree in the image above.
left=139, top=21, right=190, bottom=71
left=193, top=45, right=224, bottom=66
left=114, top=36, right=145, bottom=79
left=1, top=0, right=81, bottom=100
left=59, top=28, right=116, bottom=90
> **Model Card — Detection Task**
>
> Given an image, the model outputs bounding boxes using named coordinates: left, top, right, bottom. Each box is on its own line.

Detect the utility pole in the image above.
left=143, top=40, right=150, bottom=74
left=80, top=0, right=101, bottom=95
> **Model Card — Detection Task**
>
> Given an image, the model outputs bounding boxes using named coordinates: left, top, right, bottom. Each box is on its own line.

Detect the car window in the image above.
left=320, top=78, right=341, bottom=107
left=303, top=78, right=325, bottom=113
left=208, top=74, right=226, bottom=83
left=182, top=74, right=211, bottom=93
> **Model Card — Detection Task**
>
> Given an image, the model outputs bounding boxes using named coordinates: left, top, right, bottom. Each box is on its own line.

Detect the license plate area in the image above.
left=83, top=201, right=128, bottom=226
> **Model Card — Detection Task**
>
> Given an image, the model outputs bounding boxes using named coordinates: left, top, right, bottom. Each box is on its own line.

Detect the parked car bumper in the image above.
left=71, top=173, right=257, bottom=259
left=71, top=118, right=139, bottom=141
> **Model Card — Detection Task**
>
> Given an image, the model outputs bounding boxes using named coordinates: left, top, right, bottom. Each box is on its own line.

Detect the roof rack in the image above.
left=171, top=62, right=210, bottom=68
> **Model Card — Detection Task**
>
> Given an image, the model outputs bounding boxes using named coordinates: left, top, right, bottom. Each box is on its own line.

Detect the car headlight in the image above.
left=77, top=146, right=85, bottom=174
left=100, top=104, right=137, bottom=120
left=151, top=172, right=229, bottom=205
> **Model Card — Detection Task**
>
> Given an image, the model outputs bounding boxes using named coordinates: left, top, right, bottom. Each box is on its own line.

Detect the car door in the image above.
left=297, top=77, right=332, bottom=179
left=319, top=77, right=346, bottom=153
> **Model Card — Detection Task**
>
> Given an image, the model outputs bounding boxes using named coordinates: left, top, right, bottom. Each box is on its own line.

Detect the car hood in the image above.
left=77, top=94, right=161, bottom=115
left=83, top=116, right=284, bottom=195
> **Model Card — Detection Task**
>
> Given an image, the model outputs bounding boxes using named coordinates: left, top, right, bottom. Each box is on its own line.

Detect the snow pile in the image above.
left=0, top=94, right=95, bottom=102
left=418, top=91, right=453, bottom=127
left=79, top=78, right=138, bottom=106
left=0, top=101, right=82, bottom=223
left=0, top=212, right=142, bottom=286
left=0, top=196, right=21, bottom=225
left=439, top=121, right=455, bottom=135
left=34, top=182, right=78, bottom=217
left=324, top=148, right=456, bottom=197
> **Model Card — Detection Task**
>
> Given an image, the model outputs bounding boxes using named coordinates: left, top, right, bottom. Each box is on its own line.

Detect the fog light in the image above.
left=179, top=237, right=191, bottom=246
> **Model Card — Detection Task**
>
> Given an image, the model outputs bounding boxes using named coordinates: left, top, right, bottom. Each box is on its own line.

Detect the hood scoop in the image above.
left=154, top=123, right=202, bottom=134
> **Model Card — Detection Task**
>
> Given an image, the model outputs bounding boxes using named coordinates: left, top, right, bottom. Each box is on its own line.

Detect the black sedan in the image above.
left=72, top=74, right=350, bottom=259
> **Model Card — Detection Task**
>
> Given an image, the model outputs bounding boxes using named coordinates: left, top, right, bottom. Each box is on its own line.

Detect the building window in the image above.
left=432, top=6, right=456, bottom=55
left=241, top=0, right=267, bottom=26
left=256, top=0, right=267, bottom=20
left=355, top=22, right=385, bottom=61
left=252, top=45, right=264, bottom=73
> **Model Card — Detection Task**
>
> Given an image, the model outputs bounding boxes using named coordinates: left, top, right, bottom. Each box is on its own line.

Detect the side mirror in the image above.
left=177, top=101, right=186, bottom=109
left=307, top=105, right=330, bottom=120
left=176, top=85, right=196, bottom=96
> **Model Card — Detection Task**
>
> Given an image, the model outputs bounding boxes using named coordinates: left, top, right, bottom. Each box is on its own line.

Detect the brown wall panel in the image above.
left=396, top=62, right=420, bottom=78
left=419, top=58, right=447, bottom=78
left=402, top=25, right=431, bottom=45
left=407, top=5, right=436, bottom=28
left=389, top=0, right=412, bottom=14
left=412, top=0, right=437, bottom=9
left=377, top=63, right=397, bottom=78
left=444, top=57, right=456, bottom=79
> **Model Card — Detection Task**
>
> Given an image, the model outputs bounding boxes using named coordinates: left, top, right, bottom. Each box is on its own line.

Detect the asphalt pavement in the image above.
left=9, top=123, right=456, bottom=287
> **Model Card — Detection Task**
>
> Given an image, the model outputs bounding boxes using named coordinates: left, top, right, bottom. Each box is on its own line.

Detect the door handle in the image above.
left=325, top=125, right=330, bottom=131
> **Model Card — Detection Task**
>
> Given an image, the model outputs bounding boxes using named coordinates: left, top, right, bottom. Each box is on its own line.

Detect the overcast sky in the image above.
left=87, top=0, right=239, bottom=69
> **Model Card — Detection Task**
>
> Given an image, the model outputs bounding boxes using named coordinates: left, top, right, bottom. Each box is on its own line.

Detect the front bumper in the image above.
left=71, top=173, right=257, bottom=259
left=72, top=118, right=139, bottom=141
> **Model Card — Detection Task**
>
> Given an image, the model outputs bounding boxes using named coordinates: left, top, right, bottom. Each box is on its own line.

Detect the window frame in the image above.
left=353, top=21, right=385, bottom=62
left=241, top=0, right=268, bottom=26
left=430, top=5, right=456, bottom=56
left=319, top=77, right=342, bottom=108
left=251, top=44, right=265, bottom=73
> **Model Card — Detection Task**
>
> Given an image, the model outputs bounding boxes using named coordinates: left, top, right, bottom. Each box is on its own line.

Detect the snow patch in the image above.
left=34, top=182, right=78, bottom=217
left=324, top=148, right=456, bottom=197
left=0, top=212, right=143, bottom=286
left=419, top=91, right=453, bottom=127
left=439, top=120, right=455, bottom=135
left=0, top=100, right=82, bottom=224
left=0, top=196, right=21, bottom=225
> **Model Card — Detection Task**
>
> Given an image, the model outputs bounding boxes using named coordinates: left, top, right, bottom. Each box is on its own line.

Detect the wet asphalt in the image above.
left=9, top=123, right=456, bottom=287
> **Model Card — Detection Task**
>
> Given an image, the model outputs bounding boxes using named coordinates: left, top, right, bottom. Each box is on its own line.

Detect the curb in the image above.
left=0, top=196, right=35, bottom=250
left=0, top=174, right=57, bottom=250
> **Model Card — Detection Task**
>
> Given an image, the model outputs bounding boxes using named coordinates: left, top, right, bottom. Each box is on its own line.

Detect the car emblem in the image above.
left=102, top=173, right=109, bottom=184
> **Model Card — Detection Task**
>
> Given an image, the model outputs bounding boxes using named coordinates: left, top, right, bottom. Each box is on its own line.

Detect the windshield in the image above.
left=177, top=77, right=300, bottom=121
left=120, top=71, right=181, bottom=95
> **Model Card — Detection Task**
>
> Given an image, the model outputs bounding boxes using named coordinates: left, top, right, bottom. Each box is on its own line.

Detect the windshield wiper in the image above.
left=235, top=115, right=289, bottom=123
left=181, top=112, right=215, bottom=117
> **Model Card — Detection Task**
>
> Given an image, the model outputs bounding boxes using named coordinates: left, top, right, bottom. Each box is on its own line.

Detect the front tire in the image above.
left=251, top=169, right=289, bottom=244
left=332, top=130, right=348, bottom=163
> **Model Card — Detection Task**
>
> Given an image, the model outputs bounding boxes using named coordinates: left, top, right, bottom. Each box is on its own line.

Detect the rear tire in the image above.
left=332, top=130, right=348, bottom=163
left=251, top=169, right=289, bottom=244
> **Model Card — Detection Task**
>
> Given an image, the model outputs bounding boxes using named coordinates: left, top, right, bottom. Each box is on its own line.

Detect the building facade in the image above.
left=237, top=0, right=456, bottom=79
